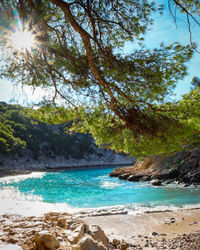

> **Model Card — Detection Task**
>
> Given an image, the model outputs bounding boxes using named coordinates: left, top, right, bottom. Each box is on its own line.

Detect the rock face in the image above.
left=109, top=146, right=200, bottom=186
left=0, top=148, right=135, bottom=178
left=0, top=212, right=130, bottom=250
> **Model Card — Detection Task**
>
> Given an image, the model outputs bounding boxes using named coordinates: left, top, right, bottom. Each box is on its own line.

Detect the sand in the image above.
left=83, top=208, right=200, bottom=248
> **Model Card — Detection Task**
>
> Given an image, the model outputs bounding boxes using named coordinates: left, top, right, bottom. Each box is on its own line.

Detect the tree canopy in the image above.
left=0, top=0, right=200, bottom=158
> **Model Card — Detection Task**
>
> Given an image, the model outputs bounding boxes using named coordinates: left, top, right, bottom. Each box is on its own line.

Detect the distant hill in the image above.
left=0, top=102, right=95, bottom=158
left=0, top=102, right=135, bottom=176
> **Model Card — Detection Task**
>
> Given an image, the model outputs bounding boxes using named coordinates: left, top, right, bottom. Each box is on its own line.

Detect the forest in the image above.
left=0, top=102, right=93, bottom=159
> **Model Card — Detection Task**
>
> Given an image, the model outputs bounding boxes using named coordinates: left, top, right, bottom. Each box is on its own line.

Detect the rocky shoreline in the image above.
left=109, top=147, right=200, bottom=187
left=0, top=212, right=134, bottom=250
left=1, top=210, right=200, bottom=249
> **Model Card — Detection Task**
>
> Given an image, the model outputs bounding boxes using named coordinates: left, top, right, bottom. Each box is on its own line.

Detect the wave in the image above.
left=75, top=203, right=200, bottom=217
left=0, top=186, right=78, bottom=216
left=1, top=186, right=200, bottom=217
left=93, top=175, right=108, bottom=180
left=101, top=181, right=123, bottom=188
left=0, top=172, right=46, bottom=184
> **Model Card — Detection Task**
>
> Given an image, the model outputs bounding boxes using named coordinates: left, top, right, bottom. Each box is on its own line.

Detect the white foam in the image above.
left=1, top=186, right=200, bottom=217
left=0, top=172, right=46, bottom=184
left=127, top=203, right=200, bottom=215
left=93, top=175, right=107, bottom=180
left=0, top=186, right=78, bottom=216
left=75, top=204, right=129, bottom=217
left=101, top=181, right=123, bottom=189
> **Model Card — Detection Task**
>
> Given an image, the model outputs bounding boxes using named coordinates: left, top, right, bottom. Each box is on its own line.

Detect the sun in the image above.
left=8, top=28, right=35, bottom=52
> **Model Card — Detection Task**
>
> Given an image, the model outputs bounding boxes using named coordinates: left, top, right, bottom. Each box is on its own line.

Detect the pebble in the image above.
left=152, top=231, right=159, bottom=236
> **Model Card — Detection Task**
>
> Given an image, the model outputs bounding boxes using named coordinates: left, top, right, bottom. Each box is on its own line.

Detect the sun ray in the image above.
left=5, top=18, right=37, bottom=52
left=8, top=26, right=35, bottom=52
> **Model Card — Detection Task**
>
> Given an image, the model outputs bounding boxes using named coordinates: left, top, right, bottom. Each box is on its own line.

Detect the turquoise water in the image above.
left=1, top=167, right=200, bottom=213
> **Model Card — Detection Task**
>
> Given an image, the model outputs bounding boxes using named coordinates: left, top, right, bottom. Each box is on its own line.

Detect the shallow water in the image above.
left=1, top=167, right=200, bottom=216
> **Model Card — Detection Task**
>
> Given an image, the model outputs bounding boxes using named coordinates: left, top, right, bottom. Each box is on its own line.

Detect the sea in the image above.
left=0, top=166, right=200, bottom=216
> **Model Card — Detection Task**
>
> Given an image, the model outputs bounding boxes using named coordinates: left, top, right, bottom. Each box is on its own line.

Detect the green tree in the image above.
left=191, top=77, right=200, bottom=90
left=0, top=0, right=199, bottom=157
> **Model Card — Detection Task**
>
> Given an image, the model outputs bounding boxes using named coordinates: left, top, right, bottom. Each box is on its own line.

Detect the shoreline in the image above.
left=1, top=167, right=200, bottom=248
left=1, top=208, right=200, bottom=249
left=0, top=162, right=133, bottom=179
left=83, top=207, right=200, bottom=248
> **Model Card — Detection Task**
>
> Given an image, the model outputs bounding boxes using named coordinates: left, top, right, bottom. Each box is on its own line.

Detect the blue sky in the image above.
left=145, top=5, right=200, bottom=100
left=0, top=3, right=199, bottom=105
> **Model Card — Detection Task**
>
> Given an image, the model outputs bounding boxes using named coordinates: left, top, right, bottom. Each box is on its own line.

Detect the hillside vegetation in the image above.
left=0, top=102, right=93, bottom=159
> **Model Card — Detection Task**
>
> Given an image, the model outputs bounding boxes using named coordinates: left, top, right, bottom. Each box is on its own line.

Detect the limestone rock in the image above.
left=155, top=169, right=179, bottom=180
left=112, top=239, right=129, bottom=250
left=66, top=224, right=85, bottom=244
left=77, top=235, right=107, bottom=250
left=34, top=230, right=60, bottom=250
left=109, top=170, right=120, bottom=177
left=127, top=175, right=144, bottom=182
left=112, top=238, right=121, bottom=248
left=119, top=240, right=129, bottom=250
left=88, top=225, right=108, bottom=248
left=57, top=217, right=66, bottom=228
left=151, top=179, right=162, bottom=186
left=118, top=173, right=130, bottom=180
left=44, top=213, right=59, bottom=222
left=66, top=219, right=77, bottom=230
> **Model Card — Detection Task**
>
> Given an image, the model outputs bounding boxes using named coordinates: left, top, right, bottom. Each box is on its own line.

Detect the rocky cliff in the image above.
left=109, top=146, right=200, bottom=186
left=0, top=145, right=135, bottom=177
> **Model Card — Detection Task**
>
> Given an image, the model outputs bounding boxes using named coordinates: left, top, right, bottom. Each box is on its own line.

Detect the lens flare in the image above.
left=7, top=21, right=36, bottom=52
left=9, top=28, right=35, bottom=51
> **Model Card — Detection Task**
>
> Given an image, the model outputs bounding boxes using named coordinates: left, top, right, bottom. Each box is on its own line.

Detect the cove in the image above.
left=1, top=166, right=200, bottom=214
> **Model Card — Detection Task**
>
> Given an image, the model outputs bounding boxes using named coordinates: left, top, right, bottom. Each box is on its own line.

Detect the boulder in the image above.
left=140, top=175, right=151, bottom=181
left=112, top=239, right=121, bottom=248
left=155, top=169, right=179, bottom=180
left=127, top=175, right=144, bottom=182
left=118, top=173, right=130, bottom=180
left=189, top=172, right=200, bottom=184
left=88, top=225, right=108, bottom=248
left=152, top=231, right=159, bottom=236
left=34, top=230, right=60, bottom=250
left=165, top=180, right=173, bottom=184
left=109, top=171, right=120, bottom=177
left=150, top=179, right=162, bottom=186
left=66, top=223, right=85, bottom=244
left=111, top=239, right=129, bottom=250
left=77, top=235, right=107, bottom=250
left=118, top=240, right=129, bottom=250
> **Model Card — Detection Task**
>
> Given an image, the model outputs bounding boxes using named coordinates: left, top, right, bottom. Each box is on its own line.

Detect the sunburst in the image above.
left=6, top=21, right=37, bottom=53
left=9, top=28, right=35, bottom=52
